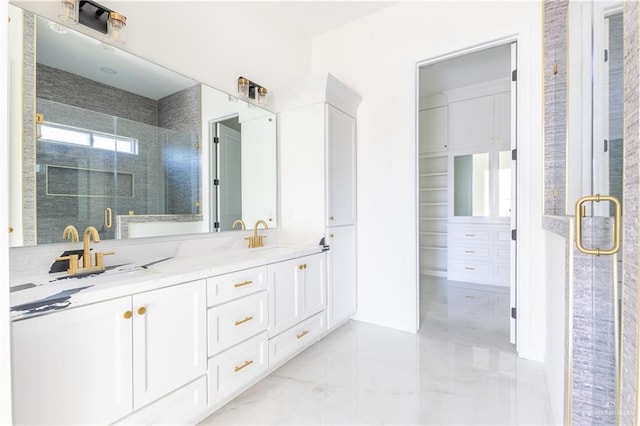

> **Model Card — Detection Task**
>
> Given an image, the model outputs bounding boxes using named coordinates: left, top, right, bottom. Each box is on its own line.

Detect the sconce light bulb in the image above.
left=257, top=86, right=268, bottom=105
left=107, top=12, right=127, bottom=45
left=238, top=77, right=250, bottom=99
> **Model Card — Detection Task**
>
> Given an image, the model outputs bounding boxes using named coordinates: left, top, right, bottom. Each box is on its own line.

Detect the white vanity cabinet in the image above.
left=267, top=253, right=327, bottom=367
left=279, top=74, right=361, bottom=334
left=11, top=280, right=207, bottom=425
left=206, top=266, right=270, bottom=406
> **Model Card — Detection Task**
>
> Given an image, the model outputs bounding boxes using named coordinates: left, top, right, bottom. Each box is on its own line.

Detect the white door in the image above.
left=132, top=280, right=206, bottom=409
left=327, top=225, right=357, bottom=330
left=217, top=123, right=242, bottom=231
left=12, top=297, right=133, bottom=425
left=268, top=259, right=302, bottom=336
left=302, top=253, right=327, bottom=318
left=327, top=105, right=356, bottom=227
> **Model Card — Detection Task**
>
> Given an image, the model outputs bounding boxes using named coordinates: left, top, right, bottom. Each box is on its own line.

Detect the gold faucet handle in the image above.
left=56, top=254, right=79, bottom=275
left=95, top=251, right=115, bottom=269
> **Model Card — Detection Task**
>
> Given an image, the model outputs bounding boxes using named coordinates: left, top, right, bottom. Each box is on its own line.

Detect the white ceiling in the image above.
left=33, top=1, right=396, bottom=100
left=419, top=44, right=512, bottom=100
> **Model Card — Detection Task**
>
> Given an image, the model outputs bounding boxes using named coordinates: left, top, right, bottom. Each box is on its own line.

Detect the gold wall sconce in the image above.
left=238, top=76, right=268, bottom=105
left=58, top=0, right=127, bottom=44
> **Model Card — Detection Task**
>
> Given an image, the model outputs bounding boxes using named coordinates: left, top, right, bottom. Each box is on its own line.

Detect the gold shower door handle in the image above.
left=104, top=207, right=113, bottom=229
left=574, top=194, right=621, bottom=256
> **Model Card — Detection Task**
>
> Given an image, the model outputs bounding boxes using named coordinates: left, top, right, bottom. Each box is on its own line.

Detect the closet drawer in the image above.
left=448, top=261, right=492, bottom=283
left=450, top=246, right=490, bottom=260
left=207, top=331, right=268, bottom=406
left=449, top=227, right=491, bottom=242
left=269, top=312, right=325, bottom=369
left=207, top=266, right=267, bottom=306
left=208, top=291, right=268, bottom=356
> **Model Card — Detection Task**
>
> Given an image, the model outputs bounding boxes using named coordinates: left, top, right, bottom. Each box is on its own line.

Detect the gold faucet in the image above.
left=57, top=226, right=114, bottom=275
left=83, top=226, right=101, bottom=269
left=232, top=219, right=246, bottom=230
left=62, top=225, right=79, bottom=243
left=245, top=220, right=268, bottom=248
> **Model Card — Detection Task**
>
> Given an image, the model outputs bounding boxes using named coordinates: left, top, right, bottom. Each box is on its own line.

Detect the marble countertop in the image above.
left=10, top=244, right=324, bottom=321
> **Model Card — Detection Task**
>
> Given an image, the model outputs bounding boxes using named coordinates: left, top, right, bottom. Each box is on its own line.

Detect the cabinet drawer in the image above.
left=449, top=228, right=490, bottom=242
left=448, top=261, right=492, bottom=283
left=116, top=376, right=206, bottom=425
left=269, top=312, right=326, bottom=369
left=208, top=331, right=268, bottom=406
left=496, top=247, right=511, bottom=261
left=207, top=266, right=267, bottom=306
left=496, top=229, right=512, bottom=242
left=450, top=246, right=490, bottom=260
left=208, top=291, right=268, bottom=357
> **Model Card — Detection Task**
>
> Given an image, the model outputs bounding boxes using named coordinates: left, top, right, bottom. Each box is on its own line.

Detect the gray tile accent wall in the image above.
left=620, top=2, right=639, bottom=423
left=36, top=64, right=157, bottom=126
left=157, top=85, right=202, bottom=215
left=21, top=12, right=36, bottom=246
left=543, top=0, right=568, bottom=216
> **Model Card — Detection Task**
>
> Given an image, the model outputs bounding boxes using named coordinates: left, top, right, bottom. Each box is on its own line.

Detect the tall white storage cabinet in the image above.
left=278, top=74, right=361, bottom=332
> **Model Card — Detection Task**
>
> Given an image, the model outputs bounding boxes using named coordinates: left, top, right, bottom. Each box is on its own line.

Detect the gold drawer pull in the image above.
left=234, top=360, right=253, bottom=372
left=465, top=267, right=476, bottom=271
left=296, top=330, right=309, bottom=339
left=464, top=250, right=475, bottom=254
left=297, top=264, right=308, bottom=270
left=464, top=233, right=476, bottom=237
left=137, top=306, right=147, bottom=315
left=233, top=280, right=253, bottom=288
left=234, top=316, right=254, bottom=326
left=123, top=311, right=133, bottom=319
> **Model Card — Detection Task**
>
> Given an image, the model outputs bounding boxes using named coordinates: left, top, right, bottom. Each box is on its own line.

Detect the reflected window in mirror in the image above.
left=453, top=153, right=489, bottom=217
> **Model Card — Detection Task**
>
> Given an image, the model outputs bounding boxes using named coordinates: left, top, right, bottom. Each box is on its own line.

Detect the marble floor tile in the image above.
left=199, top=276, right=554, bottom=425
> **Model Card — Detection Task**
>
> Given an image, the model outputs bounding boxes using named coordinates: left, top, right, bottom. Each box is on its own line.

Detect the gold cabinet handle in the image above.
left=104, top=207, right=113, bottom=229
left=329, top=233, right=334, bottom=238
left=8, top=227, right=13, bottom=234
left=575, top=194, right=621, bottom=255
left=233, top=280, right=253, bottom=288
left=329, top=216, right=334, bottom=221
left=234, top=360, right=253, bottom=372
left=298, top=264, right=308, bottom=270
left=137, top=306, right=147, bottom=315
left=296, top=330, right=309, bottom=339
left=234, top=316, right=254, bottom=326
left=123, top=311, right=133, bottom=319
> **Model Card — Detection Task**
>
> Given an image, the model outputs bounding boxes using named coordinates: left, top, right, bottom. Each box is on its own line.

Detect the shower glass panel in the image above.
left=35, top=99, right=198, bottom=244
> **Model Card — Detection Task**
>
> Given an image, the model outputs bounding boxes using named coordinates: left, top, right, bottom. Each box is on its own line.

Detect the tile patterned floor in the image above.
left=199, top=276, right=554, bottom=425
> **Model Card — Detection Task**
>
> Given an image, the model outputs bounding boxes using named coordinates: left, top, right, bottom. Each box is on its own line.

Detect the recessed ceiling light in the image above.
left=48, top=22, right=69, bottom=34
left=100, top=67, right=117, bottom=75
left=99, top=42, right=115, bottom=53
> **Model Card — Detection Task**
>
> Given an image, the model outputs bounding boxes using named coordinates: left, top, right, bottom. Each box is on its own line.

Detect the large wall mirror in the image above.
left=8, top=5, right=277, bottom=247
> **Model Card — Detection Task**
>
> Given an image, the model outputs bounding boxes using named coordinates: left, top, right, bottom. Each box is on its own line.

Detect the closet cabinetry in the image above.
left=448, top=92, right=510, bottom=148
left=12, top=280, right=207, bottom=425
left=419, top=106, right=448, bottom=276
left=279, top=74, right=361, bottom=332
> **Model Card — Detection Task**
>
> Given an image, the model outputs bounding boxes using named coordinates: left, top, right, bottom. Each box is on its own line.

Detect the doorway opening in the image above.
left=417, top=42, right=518, bottom=347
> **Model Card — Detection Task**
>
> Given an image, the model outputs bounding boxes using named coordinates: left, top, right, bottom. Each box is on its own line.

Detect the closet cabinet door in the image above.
left=419, top=106, right=448, bottom=153
left=448, top=95, right=494, bottom=148
left=12, top=297, right=134, bottom=425
left=327, top=105, right=356, bottom=227
left=326, top=225, right=357, bottom=330
left=493, top=92, right=511, bottom=146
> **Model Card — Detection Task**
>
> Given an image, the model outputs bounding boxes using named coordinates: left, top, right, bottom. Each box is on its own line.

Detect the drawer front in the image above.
left=496, top=247, right=511, bottom=261
left=207, top=266, right=267, bottom=306
left=449, top=227, right=491, bottom=242
left=448, top=261, right=492, bottom=284
left=208, top=331, right=268, bottom=406
left=116, top=376, right=206, bottom=425
left=269, top=312, right=326, bottom=369
left=208, top=291, right=268, bottom=357
left=450, top=246, right=491, bottom=260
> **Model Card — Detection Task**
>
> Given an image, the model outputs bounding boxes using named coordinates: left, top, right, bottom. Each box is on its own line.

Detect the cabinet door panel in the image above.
left=132, top=280, right=206, bottom=409
left=419, top=106, right=448, bottom=153
left=12, top=297, right=133, bottom=425
left=327, top=226, right=357, bottom=330
left=267, top=259, right=301, bottom=337
left=327, top=105, right=356, bottom=226
left=303, top=253, right=326, bottom=317
left=493, top=92, right=511, bottom=146
left=449, top=95, right=494, bottom=148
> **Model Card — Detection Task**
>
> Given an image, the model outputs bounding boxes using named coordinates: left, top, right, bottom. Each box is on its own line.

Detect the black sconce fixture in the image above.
left=59, top=0, right=127, bottom=44
left=238, top=77, right=268, bottom=105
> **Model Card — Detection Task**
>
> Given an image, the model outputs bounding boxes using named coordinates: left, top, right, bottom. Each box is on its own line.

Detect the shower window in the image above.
left=40, top=122, right=138, bottom=155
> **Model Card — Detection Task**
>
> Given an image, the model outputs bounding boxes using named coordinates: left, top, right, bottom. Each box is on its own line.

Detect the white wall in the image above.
left=311, top=1, right=545, bottom=360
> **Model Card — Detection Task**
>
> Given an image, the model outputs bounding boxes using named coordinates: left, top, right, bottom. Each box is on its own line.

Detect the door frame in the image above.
left=414, top=36, right=523, bottom=351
